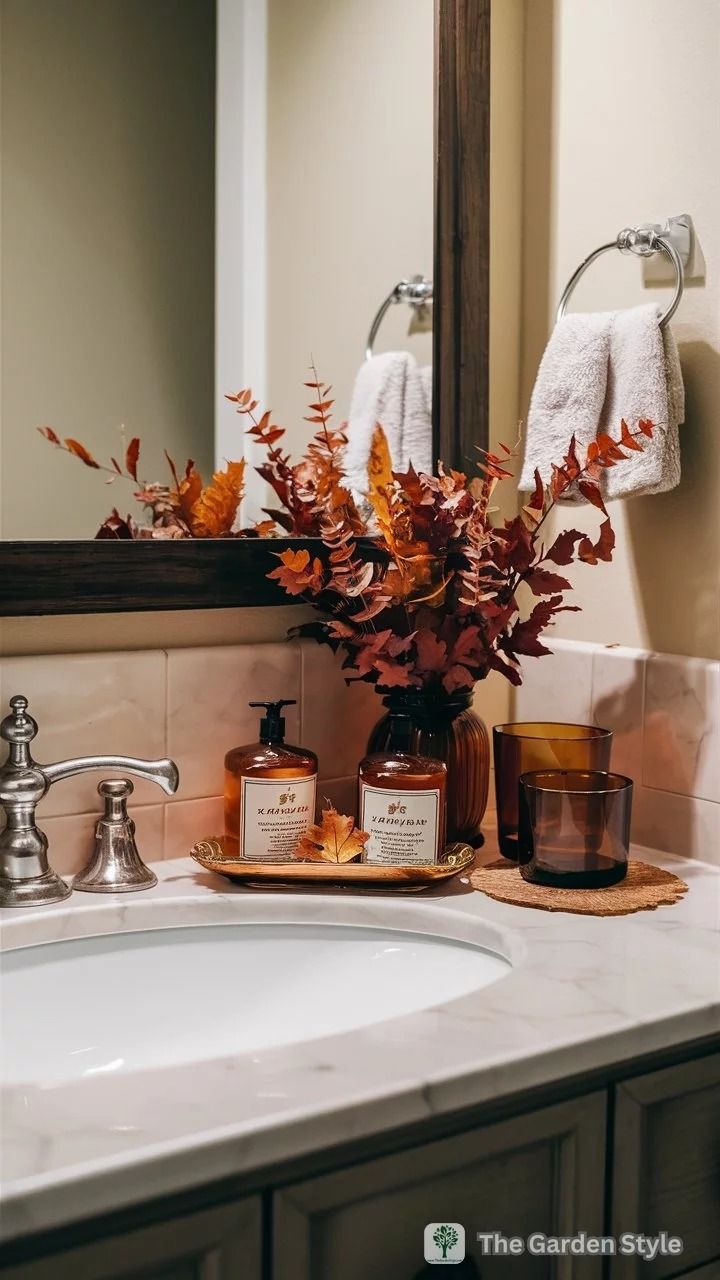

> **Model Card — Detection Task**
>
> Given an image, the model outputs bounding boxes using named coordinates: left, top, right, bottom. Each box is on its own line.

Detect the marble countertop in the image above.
left=1, top=846, right=719, bottom=1244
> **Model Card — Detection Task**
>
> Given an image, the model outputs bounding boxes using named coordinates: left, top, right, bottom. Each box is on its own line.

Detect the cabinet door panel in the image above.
left=611, top=1055, right=720, bottom=1280
left=1, top=1197, right=262, bottom=1280
left=275, top=1093, right=606, bottom=1280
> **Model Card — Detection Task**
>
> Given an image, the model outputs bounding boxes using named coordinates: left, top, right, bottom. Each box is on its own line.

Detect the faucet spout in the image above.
left=42, top=755, right=179, bottom=796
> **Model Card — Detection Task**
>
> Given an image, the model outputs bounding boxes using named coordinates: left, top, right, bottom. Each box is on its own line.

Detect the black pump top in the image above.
left=250, top=699, right=296, bottom=744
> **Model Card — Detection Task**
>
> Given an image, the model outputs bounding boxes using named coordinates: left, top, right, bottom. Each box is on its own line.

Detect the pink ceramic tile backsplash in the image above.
left=166, top=642, right=302, bottom=802
left=1, top=635, right=718, bottom=870
left=512, top=639, right=595, bottom=725
left=590, top=645, right=646, bottom=781
left=643, top=654, right=720, bottom=803
left=165, top=796, right=224, bottom=859
left=0, top=651, right=166, bottom=816
left=299, top=643, right=380, bottom=780
left=510, top=639, right=720, bottom=863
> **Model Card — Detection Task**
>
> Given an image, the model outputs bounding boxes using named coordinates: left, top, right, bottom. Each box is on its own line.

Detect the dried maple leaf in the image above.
left=543, top=529, right=585, bottom=566
left=95, top=509, right=135, bottom=539
left=442, top=663, right=475, bottom=694
left=577, top=518, right=615, bottom=565
left=190, top=459, right=246, bottom=536
left=523, top=566, right=572, bottom=596
left=414, top=628, right=447, bottom=673
left=268, top=547, right=324, bottom=595
left=296, top=804, right=369, bottom=863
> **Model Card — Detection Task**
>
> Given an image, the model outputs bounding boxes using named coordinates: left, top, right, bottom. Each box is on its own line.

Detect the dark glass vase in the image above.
left=366, top=689, right=490, bottom=846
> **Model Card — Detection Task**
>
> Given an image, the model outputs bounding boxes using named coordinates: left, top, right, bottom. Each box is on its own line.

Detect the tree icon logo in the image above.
left=424, top=1222, right=465, bottom=1264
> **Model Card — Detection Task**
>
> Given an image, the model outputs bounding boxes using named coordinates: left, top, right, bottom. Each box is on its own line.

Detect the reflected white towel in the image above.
left=519, top=312, right=614, bottom=499
left=403, top=363, right=433, bottom=475
left=602, top=304, right=683, bottom=499
left=344, top=352, right=432, bottom=499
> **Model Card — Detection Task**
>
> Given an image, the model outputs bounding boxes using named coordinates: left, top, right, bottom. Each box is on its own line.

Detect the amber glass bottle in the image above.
left=358, top=715, right=447, bottom=866
left=224, top=700, right=317, bottom=861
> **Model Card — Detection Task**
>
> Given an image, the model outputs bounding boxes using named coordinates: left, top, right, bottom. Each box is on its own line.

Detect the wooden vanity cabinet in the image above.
left=610, top=1056, right=720, bottom=1280
left=3, top=1052, right=718, bottom=1280
left=273, top=1093, right=607, bottom=1280
left=0, top=1198, right=262, bottom=1280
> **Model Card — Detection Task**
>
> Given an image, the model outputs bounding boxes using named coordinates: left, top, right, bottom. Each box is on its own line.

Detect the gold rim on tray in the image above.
left=190, top=838, right=476, bottom=889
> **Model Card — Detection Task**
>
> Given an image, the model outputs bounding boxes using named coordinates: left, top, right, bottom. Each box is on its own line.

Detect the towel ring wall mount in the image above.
left=556, top=214, right=693, bottom=330
left=366, top=274, right=433, bottom=360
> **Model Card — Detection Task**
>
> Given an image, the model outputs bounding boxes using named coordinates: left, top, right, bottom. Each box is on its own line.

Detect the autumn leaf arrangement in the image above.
left=264, top=402, right=655, bottom=695
left=37, top=373, right=353, bottom=540
left=39, top=377, right=655, bottom=697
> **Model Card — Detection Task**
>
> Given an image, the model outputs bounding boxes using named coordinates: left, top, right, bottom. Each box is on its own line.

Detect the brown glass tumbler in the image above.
left=493, top=723, right=612, bottom=859
left=518, top=769, right=632, bottom=887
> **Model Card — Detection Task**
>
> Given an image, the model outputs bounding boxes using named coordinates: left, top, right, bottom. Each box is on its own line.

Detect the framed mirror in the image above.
left=0, top=0, right=490, bottom=614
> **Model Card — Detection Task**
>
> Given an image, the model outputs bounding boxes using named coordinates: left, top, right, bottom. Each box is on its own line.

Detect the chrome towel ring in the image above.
left=556, top=221, right=687, bottom=330
left=365, top=275, right=433, bottom=360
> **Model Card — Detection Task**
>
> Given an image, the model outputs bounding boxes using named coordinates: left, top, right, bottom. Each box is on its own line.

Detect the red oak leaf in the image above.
left=414, top=629, right=447, bottom=673
left=442, top=664, right=475, bottom=694
left=543, top=529, right=585, bottom=566
left=523, top=566, right=573, bottom=596
left=578, top=518, right=615, bottom=565
left=374, top=659, right=420, bottom=689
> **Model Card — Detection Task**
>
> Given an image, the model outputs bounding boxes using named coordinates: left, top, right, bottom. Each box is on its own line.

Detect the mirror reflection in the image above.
left=1, top=0, right=434, bottom=538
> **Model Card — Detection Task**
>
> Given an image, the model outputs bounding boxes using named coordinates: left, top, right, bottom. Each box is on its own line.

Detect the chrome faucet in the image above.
left=0, top=695, right=179, bottom=908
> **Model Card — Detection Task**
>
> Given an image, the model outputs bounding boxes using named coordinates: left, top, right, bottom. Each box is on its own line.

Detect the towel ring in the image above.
left=556, top=225, right=684, bottom=330
left=365, top=275, right=433, bottom=360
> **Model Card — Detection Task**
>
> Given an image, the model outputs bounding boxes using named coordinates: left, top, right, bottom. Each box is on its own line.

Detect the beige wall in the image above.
left=0, top=0, right=215, bottom=539
left=521, top=0, right=720, bottom=660
left=266, top=0, right=434, bottom=450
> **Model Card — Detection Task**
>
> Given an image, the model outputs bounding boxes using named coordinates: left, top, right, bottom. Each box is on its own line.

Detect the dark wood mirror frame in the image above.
left=0, top=0, right=489, bottom=618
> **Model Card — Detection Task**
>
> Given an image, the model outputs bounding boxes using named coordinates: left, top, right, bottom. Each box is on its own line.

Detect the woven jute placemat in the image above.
left=470, top=859, right=688, bottom=916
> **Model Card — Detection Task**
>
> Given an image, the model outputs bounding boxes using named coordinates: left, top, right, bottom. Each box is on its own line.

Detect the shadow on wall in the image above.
left=591, top=658, right=709, bottom=856
left=626, top=339, right=720, bottom=659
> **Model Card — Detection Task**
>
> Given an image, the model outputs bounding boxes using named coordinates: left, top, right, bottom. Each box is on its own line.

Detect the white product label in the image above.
left=360, top=783, right=440, bottom=866
left=240, top=775, right=317, bottom=862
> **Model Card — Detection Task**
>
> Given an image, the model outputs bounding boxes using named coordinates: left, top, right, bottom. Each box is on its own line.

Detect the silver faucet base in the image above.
left=0, top=869, right=71, bottom=908
left=73, top=868, right=158, bottom=893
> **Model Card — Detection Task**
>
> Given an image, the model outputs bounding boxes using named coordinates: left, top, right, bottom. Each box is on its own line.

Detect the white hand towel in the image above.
left=519, top=312, right=614, bottom=498
left=403, top=363, right=433, bottom=475
left=601, top=304, right=683, bottom=500
left=343, top=352, right=432, bottom=497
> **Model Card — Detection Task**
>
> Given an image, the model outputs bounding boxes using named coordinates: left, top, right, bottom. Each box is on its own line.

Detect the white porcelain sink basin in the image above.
left=2, top=921, right=511, bottom=1087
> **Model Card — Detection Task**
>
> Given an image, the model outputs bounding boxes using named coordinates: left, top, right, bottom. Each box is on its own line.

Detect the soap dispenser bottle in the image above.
left=224, top=700, right=317, bottom=861
left=358, top=713, right=447, bottom=865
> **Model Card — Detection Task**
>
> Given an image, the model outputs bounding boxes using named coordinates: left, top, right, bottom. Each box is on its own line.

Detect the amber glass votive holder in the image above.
left=518, top=769, right=632, bottom=887
left=493, top=723, right=612, bottom=860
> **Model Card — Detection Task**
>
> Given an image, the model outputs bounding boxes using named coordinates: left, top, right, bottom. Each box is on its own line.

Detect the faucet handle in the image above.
left=74, top=777, right=158, bottom=894
left=1, top=695, right=39, bottom=748
left=99, top=777, right=134, bottom=818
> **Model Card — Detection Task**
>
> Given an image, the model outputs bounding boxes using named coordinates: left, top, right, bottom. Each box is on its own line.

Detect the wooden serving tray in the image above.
left=190, top=838, right=475, bottom=891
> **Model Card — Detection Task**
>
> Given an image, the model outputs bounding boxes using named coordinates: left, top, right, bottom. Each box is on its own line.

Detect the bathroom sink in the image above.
left=2, top=921, right=511, bottom=1087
